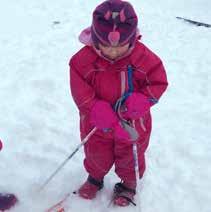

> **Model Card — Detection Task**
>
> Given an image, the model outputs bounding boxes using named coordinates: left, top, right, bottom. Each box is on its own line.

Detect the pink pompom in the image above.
left=108, top=31, right=120, bottom=46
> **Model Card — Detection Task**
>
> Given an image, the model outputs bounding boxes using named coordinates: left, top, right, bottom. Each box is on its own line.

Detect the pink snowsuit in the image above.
left=69, top=41, right=168, bottom=182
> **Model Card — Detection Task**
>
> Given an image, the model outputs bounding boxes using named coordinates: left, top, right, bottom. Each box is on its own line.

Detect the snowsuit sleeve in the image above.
left=139, top=52, right=168, bottom=106
left=69, top=58, right=96, bottom=114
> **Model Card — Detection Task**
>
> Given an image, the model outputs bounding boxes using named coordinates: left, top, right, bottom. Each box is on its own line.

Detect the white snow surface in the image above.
left=0, top=0, right=211, bottom=211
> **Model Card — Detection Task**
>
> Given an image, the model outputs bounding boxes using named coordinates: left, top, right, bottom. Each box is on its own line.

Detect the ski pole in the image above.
left=131, top=121, right=142, bottom=211
left=121, top=121, right=141, bottom=210
left=132, top=140, right=142, bottom=210
left=39, top=127, right=97, bottom=192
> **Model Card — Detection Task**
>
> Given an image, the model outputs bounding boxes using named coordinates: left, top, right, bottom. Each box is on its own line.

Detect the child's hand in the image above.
left=90, top=100, right=119, bottom=129
left=90, top=100, right=131, bottom=140
left=122, top=92, right=150, bottom=120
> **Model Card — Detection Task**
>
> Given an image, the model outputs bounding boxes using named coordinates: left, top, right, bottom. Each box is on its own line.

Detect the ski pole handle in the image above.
left=39, top=127, right=97, bottom=192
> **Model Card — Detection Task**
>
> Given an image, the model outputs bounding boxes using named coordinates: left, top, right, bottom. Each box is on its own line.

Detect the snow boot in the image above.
left=113, top=182, right=136, bottom=207
left=78, top=175, right=104, bottom=200
left=0, top=193, right=18, bottom=211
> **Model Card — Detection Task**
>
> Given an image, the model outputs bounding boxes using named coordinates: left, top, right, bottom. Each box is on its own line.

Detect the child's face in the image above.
left=98, top=43, right=130, bottom=60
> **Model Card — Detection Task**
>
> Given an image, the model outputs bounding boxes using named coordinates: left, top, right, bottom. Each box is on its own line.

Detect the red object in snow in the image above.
left=0, top=193, right=18, bottom=211
left=46, top=193, right=71, bottom=212
left=0, top=139, right=3, bottom=151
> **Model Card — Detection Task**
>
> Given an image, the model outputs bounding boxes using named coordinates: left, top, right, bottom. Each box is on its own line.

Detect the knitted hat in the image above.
left=91, top=0, right=138, bottom=48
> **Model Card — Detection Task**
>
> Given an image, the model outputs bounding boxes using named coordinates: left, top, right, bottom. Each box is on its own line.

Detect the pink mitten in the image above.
left=123, top=93, right=150, bottom=120
left=90, top=100, right=118, bottom=129
left=90, top=100, right=130, bottom=140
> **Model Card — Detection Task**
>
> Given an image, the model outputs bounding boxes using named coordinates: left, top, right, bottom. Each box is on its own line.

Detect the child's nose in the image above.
left=111, top=49, right=117, bottom=55
left=110, top=49, right=119, bottom=57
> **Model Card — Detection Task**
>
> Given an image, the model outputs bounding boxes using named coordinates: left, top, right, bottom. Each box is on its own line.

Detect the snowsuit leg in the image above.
left=81, top=114, right=151, bottom=182
left=83, top=130, right=115, bottom=180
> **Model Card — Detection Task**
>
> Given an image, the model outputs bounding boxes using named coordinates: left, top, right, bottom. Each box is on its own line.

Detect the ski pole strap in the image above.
left=114, top=65, right=134, bottom=112
left=127, top=65, right=134, bottom=93
left=149, top=97, right=158, bottom=104
left=126, top=65, right=158, bottom=104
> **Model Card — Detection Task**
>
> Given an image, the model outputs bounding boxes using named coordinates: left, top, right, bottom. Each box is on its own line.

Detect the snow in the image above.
left=0, top=0, right=211, bottom=211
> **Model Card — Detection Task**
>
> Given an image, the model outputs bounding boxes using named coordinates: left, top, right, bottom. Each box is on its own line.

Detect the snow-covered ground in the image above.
left=0, top=0, right=211, bottom=211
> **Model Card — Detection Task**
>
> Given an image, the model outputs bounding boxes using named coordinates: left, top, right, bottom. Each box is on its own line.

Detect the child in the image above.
left=69, top=0, right=168, bottom=207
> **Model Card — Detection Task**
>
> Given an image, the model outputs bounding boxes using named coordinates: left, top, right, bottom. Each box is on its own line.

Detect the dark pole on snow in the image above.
left=176, top=17, right=211, bottom=28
